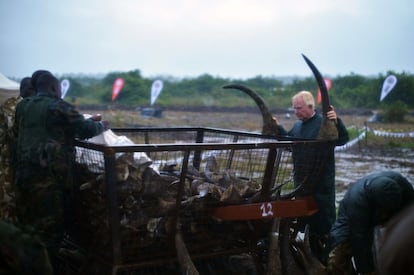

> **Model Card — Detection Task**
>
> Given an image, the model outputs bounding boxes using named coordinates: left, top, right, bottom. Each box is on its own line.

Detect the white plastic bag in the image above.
left=77, top=129, right=152, bottom=173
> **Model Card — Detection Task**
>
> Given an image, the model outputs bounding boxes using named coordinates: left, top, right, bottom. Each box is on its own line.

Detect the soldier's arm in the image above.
left=54, top=100, right=105, bottom=139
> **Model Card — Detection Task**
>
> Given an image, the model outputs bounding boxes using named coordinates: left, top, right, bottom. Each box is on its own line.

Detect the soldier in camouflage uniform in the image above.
left=0, top=77, right=35, bottom=221
left=13, top=72, right=106, bottom=272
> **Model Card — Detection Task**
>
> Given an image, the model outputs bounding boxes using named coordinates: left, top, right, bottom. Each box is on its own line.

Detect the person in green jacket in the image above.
left=0, top=77, right=36, bottom=221
left=327, top=171, right=414, bottom=275
left=277, top=91, right=349, bottom=262
left=13, top=71, right=107, bottom=272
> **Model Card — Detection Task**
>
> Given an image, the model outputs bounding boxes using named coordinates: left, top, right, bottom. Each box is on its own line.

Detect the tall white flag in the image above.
left=380, top=75, right=397, bottom=101
left=150, top=80, right=163, bottom=105
left=61, top=79, right=70, bottom=99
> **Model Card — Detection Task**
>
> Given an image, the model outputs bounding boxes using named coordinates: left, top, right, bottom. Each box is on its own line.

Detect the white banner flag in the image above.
left=61, top=79, right=70, bottom=99
left=380, top=75, right=397, bottom=101
left=150, top=80, right=163, bottom=105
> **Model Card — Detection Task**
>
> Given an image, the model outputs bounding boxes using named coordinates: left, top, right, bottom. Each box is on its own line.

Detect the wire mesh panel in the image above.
left=112, top=127, right=279, bottom=144
left=65, top=127, right=333, bottom=274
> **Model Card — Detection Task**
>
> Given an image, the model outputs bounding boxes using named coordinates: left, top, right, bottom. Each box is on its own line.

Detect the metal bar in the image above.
left=226, top=134, right=239, bottom=169
left=75, top=140, right=299, bottom=153
left=175, top=150, right=190, bottom=208
left=269, top=148, right=283, bottom=192
left=193, top=129, right=205, bottom=170
left=144, top=131, right=150, bottom=158
left=260, top=147, right=278, bottom=200
left=103, top=148, right=122, bottom=265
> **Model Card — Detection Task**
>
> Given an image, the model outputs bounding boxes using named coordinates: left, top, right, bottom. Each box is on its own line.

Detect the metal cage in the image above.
left=62, top=127, right=333, bottom=274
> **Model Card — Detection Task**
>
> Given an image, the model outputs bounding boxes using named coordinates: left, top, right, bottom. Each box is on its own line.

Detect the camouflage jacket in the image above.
left=14, top=94, right=105, bottom=178
left=0, top=219, right=53, bottom=275
left=0, top=96, right=21, bottom=220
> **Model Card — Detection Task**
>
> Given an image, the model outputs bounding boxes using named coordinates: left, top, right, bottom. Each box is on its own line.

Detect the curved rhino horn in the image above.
left=302, top=54, right=330, bottom=116
left=223, top=84, right=279, bottom=136
left=302, top=54, right=339, bottom=140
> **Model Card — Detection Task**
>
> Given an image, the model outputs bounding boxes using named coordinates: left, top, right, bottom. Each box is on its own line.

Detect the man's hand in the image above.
left=326, top=106, right=337, bottom=122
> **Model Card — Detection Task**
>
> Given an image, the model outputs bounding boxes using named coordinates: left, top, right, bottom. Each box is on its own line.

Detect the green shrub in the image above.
left=381, top=101, right=408, bottom=122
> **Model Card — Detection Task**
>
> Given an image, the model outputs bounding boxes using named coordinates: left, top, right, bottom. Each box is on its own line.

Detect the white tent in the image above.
left=0, top=73, right=19, bottom=102
left=0, top=73, right=19, bottom=91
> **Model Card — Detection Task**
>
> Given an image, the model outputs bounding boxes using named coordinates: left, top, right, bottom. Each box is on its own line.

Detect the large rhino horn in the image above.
left=301, top=54, right=330, bottom=116
left=175, top=220, right=200, bottom=275
left=302, top=54, right=338, bottom=140
left=293, top=225, right=327, bottom=275
left=267, top=218, right=282, bottom=274
left=279, top=219, right=305, bottom=274
left=223, top=84, right=279, bottom=136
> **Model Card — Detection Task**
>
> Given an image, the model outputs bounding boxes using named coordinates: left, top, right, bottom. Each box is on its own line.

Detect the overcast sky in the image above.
left=1, top=0, right=413, bottom=79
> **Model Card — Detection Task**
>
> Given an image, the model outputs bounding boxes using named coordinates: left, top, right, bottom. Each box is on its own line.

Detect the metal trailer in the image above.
left=61, top=127, right=333, bottom=274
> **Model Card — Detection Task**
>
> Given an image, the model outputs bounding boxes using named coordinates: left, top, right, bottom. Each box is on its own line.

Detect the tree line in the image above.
left=61, top=69, right=414, bottom=113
